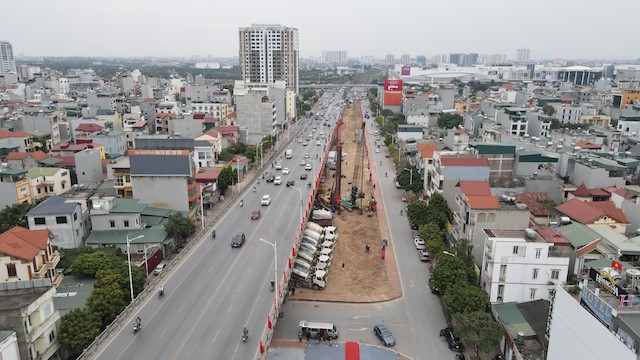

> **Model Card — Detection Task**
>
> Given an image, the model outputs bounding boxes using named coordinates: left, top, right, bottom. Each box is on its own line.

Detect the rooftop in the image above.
left=28, top=196, right=78, bottom=215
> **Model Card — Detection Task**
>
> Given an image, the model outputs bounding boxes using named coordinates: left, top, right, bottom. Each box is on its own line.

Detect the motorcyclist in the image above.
left=253, top=186, right=256, bottom=192
left=385, top=172, right=387, bottom=177
left=243, top=327, right=249, bottom=337
left=240, top=199, right=243, bottom=207
left=380, top=161, right=382, bottom=165
left=270, top=280, right=275, bottom=291
left=158, top=285, right=164, bottom=296
left=135, top=316, right=142, bottom=328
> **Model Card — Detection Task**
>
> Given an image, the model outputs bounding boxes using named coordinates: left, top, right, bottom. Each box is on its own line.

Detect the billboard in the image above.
left=383, top=91, right=402, bottom=106
left=384, top=79, right=403, bottom=91
left=401, top=67, right=411, bottom=76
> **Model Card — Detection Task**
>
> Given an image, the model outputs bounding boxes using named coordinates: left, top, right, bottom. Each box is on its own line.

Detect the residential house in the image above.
left=195, top=129, right=223, bottom=158
left=27, top=196, right=87, bottom=249
left=212, top=125, right=240, bottom=148
left=0, top=227, right=63, bottom=360
left=553, top=222, right=607, bottom=277
left=0, top=130, right=33, bottom=157
left=497, top=107, right=529, bottom=137
left=153, top=101, right=180, bottom=133
left=469, top=142, right=516, bottom=180
left=429, top=154, right=490, bottom=202
left=0, top=331, right=20, bottom=359
left=443, top=128, right=470, bottom=152
left=515, top=151, right=559, bottom=178
left=4, top=150, right=49, bottom=171
left=25, top=167, right=71, bottom=201
left=416, top=143, right=437, bottom=194
left=481, top=228, right=570, bottom=303
left=514, top=193, right=554, bottom=226
left=556, top=198, right=629, bottom=234
left=568, top=183, right=611, bottom=202
left=526, top=112, right=552, bottom=138
left=491, top=301, right=549, bottom=360
left=112, top=157, right=132, bottom=198
left=49, top=141, right=105, bottom=160
left=88, top=129, right=127, bottom=156
left=234, top=91, right=277, bottom=144
left=0, top=167, right=31, bottom=209
left=397, top=124, right=424, bottom=142
left=20, top=108, right=63, bottom=149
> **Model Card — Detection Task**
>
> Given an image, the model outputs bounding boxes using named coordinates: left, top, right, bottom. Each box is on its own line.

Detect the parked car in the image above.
left=419, top=250, right=429, bottom=261
left=414, top=237, right=426, bottom=250
left=373, top=324, right=396, bottom=346
left=261, top=195, right=272, bottom=206
left=429, top=278, right=440, bottom=295
left=305, top=163, right=313, bottom=171
left=300, top=159, right=306, bottom=166
left=251, top=210, right=261, bottom=220
left=440, top=328, right=463, bottom=351
left=302, top=141, right=308, bottom=146
left=231, top=233, right=246, bottom=248
left=153, top=263, right=167, bottom=275
left=275, top=162, right=282, bottom=170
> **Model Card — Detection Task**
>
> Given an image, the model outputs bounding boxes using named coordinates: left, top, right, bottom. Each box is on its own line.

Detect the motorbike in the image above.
left=270, top=281, right=275, bottom=292
left=133, top=323, right=142, bottom=334
left=242, top=329, right=249, bottom=343
left=212, top=230, right=216, bottom=239
left=455, top=355, right=466, bottom=360
left=158, top=287, right=164, bottom=298
left=380, top=161, right=382, bottom=165
left=240, top=200, right=243, bottom=207
left=253, top=187, right=256, bottom=192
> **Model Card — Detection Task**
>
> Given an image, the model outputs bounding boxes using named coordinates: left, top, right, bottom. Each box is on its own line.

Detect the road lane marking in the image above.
left=195, top=282, right=201, bottom=291
left=352, top=315, right=371, bottom=319
left=159, top=328, right=167, bottom=339
left=178, top=303, right=186, bottom=313
left=347, top=327, right=368, bottom=331
left=211, top=329, right=220, bottom=343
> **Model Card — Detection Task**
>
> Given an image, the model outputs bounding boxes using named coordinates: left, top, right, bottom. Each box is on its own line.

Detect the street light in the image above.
left=257, top=238, right=278, bottom=311
left=126, top=234, right=145, bottom=305
left=200, top=182, right=214, bottom=228
left=403, top=167, right=413, bottom=185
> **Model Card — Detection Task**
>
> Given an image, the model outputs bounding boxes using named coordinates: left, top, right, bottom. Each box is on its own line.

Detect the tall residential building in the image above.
left=416, top=55, right=426, bottom=66
left=239, top=24, right=299, bottom=94
left=0, top=41, right=16, bottom=74
left=400, top=54, right=411, bottom=65
left=384, top=54, right=395, bottom=64
left=321, top=51, right=348, bottom=64
left=517, top=48, right=531, bottom=63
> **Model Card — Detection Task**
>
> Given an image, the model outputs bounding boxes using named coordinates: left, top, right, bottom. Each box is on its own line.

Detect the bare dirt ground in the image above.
left=294, top=105, right=398, bottom=301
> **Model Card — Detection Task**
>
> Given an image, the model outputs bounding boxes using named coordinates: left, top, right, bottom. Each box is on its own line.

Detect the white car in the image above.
left=414, top=238, right=426, bottom=250
left=275, top=162, right=282, bottom=170
left=274, top=176, right=282, bottom=185
left=300, top=159, right=306, bottom=166
left=304, top=153, right=310, bottom=159
left=282, top=168, right=289, bottom=174
left=316, top=141, right=322, bottom=146
left=261, top=195, right=272, bottom=206
left=375, top=147, right=380, bottom=153
left=305, top=163, right=313, bottom=171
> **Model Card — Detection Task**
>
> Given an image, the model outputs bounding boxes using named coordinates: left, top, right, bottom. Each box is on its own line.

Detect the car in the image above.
left=385, top=153, right=391, bottom=158
left=275, top=162, right=282, bottom=170
left=231, top=233, right=246, bottom=248
left=300, top=159, right=306, bottom=166
left=440, top=328, right=463, bottom=351
left=286, top=180, right=295, bottom=187
left=153, top=263, right=167, bottom=275
left=282, top=168, right=289, bottom=174
left=304, top=153, right=310, bottom=159
left=302, top=141, right=308, bottom=146
left=300, top=173, right=308, bottom=180
left=265, top=173, right=275, bottom=182
left=419, top=250, right=430, bottom=261
left=261, top=195, right=272, bottom=206
left=316, top=141, right=322, bottom=146
left=429, top=278, right=440, bottom=295
left=251, top=210, right=261, bottom=220
left=297, top=138, right=302, bottom=143
left=414, top=238, right=426, bottom=250
left=274, top=176, right=282, bottom=185
left=375, top=147, right=380, bottom=153
left=373, top=324, right=396, bottom=346
left=305, top=163, right=313, bottom=170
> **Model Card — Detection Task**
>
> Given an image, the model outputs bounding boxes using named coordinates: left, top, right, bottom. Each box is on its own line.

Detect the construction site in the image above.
left=293, top=103, right=400, bottom=301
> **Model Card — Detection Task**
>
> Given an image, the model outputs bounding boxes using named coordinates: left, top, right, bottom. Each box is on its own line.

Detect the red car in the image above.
left=251, top=210, right=261, bottom=220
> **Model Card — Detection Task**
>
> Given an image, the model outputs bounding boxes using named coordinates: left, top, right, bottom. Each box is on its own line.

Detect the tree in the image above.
left=443, top=282, right=487, bottom=315
left=58, top=309, right=102, bottom=357
left=88, top=272, right=126, bottom=327
left=432, top=255, right=476, bottom=295
left=421, top=223, right=446, bottom=258
left=542, top=104, right=556, bottom=116
left=438, top=113, right=464, bottom=129
left=455, top=311, right=503, bottom=356
left=244, top=145, right=257, bottom=162
left=397, top=166, right=422, bottom=193
left=381, top=109, right=393, bottom=118
left=429, top=193, right=453, bottom=223
left=217, top=166, right=238, bottom=192
left=164, top=212, right=196, bottom=245
left=0, top=202, right=38, bottom=232
left=408, top=201, right=429, bottom=227
left=218, top=149, right=233, bottom=162
left=71, top=251, right=113, bottom=277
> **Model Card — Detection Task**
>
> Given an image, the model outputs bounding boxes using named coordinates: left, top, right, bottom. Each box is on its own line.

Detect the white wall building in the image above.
left=481, top=229, right=570, bottom=303
left=0, top=41, right=16, bottom=74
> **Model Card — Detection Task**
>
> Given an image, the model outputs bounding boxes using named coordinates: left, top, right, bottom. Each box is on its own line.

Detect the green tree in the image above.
left=542, top=104, right=556, bottom=116
left=71, top=251, right=113, bottom=277
left=88, top=272, right=126, bottom=327
left=244, top=145, right=257, bottom=162
left=218, top=166, right=238, bottom=192
left=432, top=255, right=475, bottom=295
left=218, top=149, right=233, bottom=162
left=381, top=109, right=393, bottom=118
left=397, top=166, right=422, bottom=193
left=164, top=213, right=196, bottom=244
left=421, top=222, right=446, bottom=257
left=438, top=113, right=464, bottom=129
left=429, top=193, right=453, bottom=223
left=408, top=201, right=429, bottom=227
left=58, top=309, right=102, bottom=357
left=455, top=311, right=503, bottom=355
left=443, top=282, right=487, bottom=314
left=0, top=202, right=39, bottom=232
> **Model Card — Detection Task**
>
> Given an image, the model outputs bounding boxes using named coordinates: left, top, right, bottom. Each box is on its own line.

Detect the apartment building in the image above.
left=25, top=167, right=72, bottom=201
left=0, top=41, right=16, bottom=74
left=111, top=157, right=133, bottom=198
left=0, top=167, right=32, bottom=209
left=429, top=154, right=490, bottom=201
left=27, top=196, right=87, bottom=249
left=468, top=142, right=516, bottom=180
left=0, top=130, right=33, bottom=156
left=235, top=91, right=277, bottom=143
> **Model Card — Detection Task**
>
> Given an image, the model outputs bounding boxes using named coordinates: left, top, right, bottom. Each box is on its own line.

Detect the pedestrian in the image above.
left=342, top=262, right=345, bottom=268
left=373, top=183, right=376, bottom=190
left=365, top=244, right=370, bottom=253
left=291, top=287, right=296, bottom=295
left=298, top=330, right=303, bottom=342
left=306, top=331, right=311, bottom=341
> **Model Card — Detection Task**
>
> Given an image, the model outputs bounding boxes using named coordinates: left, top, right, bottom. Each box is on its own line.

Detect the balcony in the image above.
left=46, top=251, right=60, bottom=270
left=33, top=264, right=48, bottom=279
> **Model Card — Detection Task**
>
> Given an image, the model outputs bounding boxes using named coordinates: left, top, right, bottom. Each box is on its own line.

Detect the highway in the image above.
left=91, top=91, right=343, bottom=360
left=273, top=98, right=453, bottom=359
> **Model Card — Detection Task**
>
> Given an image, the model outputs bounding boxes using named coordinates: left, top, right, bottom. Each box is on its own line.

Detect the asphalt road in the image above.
left=92, top=92, right=342, bottom=360
left=273, top=100, right=454, bottom=359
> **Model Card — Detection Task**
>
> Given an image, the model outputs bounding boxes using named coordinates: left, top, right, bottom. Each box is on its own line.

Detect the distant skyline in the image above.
left=2, top=0, right=639, bottom=60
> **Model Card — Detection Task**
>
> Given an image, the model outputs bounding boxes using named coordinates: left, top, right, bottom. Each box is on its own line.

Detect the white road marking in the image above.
left=348, top=327, right=368, bottom=331
left=178, top=303, right=186, bottom=313
left=158, top=328, right=167, bottom=339
left=352, top=315, right=371, bottom=319
left=211, top=329, right=220, bottom=343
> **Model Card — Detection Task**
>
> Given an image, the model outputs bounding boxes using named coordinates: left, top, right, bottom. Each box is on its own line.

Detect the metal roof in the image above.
left=129, top=154, right=192, bottom=176
left=28, top=196, right=78, bottom=215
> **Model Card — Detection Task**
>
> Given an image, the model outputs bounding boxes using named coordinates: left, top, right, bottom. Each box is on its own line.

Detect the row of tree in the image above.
left=408, top=194, right=502, bottom=357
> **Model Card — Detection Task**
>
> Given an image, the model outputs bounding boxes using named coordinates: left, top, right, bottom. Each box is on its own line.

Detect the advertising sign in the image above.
left=384, top=79, right=403, bottom=91
left=580, top=286, right=614, bottom=327
left=401, top=66, right=411, bottom=76
left=589, top=267, right=627, bottom=298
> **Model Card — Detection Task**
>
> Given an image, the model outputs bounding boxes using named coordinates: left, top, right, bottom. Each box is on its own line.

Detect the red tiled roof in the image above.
left=0, top=130, right=31, bottom=139
left=203, top=129, right=221, bottom=138
left=556, top=199, right=628, bottom=224
left=75, top=123, right=104, bottom=132
left=49, top=155, right=75, bottom=167
left=416, top=143, right=437, bottom=159
left=214, top=126, right=239, bottom=135
left=195, top=168, right=221, bottom=182
left=574, top=183, right=611, bottom=198
left=589, top=188, right=611, bottom=197
left=467, top=195, right=500, bottom=209
left=193, top=113, right=206, bottom=120
left=32, top=150, right=49, bottom=161
left=576, top=141, right=602, bottom=150
left=606, top=186, right=637, bottom=200
left=227, top=112, right=237, bottom=119
left=204, top=118, right=218, bottom=124
left=132, top=119, right=148, bottom=128
left=440, top=157, right=489, bottom=167
left=5, top=152, right=28, bottom=160
left=460, top=181, right=492, bottom=196
left=231, top=154, right=249, bottom=165
left=0, top=226, right=49, bottom=261
left=574, top=184, right=590, bottom=197
left=537, top=227, right=572, bottom=246
left=514, top=193, right=553, bottom=217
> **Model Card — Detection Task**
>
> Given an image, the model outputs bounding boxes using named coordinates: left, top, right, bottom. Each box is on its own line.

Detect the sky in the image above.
left=2, top=0, right=638, bottom=60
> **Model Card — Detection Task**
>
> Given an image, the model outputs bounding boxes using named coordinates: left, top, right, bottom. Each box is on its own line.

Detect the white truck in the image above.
left=285, top=149, right=293, bottom=159
left=291, top=269, right=327, bottom=289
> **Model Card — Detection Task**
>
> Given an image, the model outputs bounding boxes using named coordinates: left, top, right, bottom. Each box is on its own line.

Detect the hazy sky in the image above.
left=2, top=0, right=638, bottom=60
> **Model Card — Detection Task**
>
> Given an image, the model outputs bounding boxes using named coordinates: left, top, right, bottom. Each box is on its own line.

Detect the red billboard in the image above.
left=384, top=79, right=403, bottom=91
left=383, top=91, right=402, bottom=106
left=401, top=66, right=411, bottom=76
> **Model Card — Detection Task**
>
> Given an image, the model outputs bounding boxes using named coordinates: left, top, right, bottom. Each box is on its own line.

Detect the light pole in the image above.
left=258, top=238, right=278, bottom=310
left=200, top=182, right=213, bottom=228
left=404, top=167, right=413, bottom=185
left=126, top=234, right=145, bottom=305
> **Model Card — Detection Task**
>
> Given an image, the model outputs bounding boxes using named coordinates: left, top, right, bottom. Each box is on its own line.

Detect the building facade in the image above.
left=0, top=41, right=16, bottom=74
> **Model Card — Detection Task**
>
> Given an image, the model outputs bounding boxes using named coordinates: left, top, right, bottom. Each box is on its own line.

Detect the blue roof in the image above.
left=28, top=196, right=78, bottom=215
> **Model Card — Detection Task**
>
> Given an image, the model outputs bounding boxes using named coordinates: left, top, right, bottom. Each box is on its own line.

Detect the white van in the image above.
left=299, top=321, right=339, bottom=340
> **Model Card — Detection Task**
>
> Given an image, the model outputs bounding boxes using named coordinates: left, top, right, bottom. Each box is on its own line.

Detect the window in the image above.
left=7, top=263, right=17, bottom=277
left=512, top=246, right=519, bottom=255
left=55, top=216, right=68, bottom=224
left=109, top=220, right=115, bottom=228
left=535, top=248, right=542, bottom=259
left=74, top=213, right=78, bottom=221
left=49, top=330, right=55, bottom=342
left=533, top=268, right=539, bottom=279
left=61, top=182, right=66, bottom=189
left=530, top=288, right=537, bottom=299
left=124, top=220, right=129, bottom=227
left=34, top=217, right=46, bottom=225
left=551, top=270, right=560, bottom=280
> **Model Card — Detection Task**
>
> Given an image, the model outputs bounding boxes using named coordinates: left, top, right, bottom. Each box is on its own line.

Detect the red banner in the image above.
left=612, top=259, right=623, bottom=272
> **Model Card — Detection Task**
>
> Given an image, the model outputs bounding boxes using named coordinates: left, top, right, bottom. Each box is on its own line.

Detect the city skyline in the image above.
left=2, top=0, right=639, bottom=60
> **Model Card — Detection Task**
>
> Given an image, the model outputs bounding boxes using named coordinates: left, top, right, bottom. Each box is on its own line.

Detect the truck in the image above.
left=303, top=229, right=323, bottom=241
left=323, top=226, right=338, bottom=241
left=306, top=222, right=324, bottom=234
left=327, top=151, right=337, bottom=170
left=291, top=269, right=327, bottom=290
left=285, top=149, right=293, bottom=159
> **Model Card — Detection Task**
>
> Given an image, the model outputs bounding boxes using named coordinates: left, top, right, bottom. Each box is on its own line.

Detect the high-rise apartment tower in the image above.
left=0, top=41, right=16, bottom=74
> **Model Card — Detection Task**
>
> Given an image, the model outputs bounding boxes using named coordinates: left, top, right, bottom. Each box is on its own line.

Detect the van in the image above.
left=299, top=321, right=339, bottom=340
